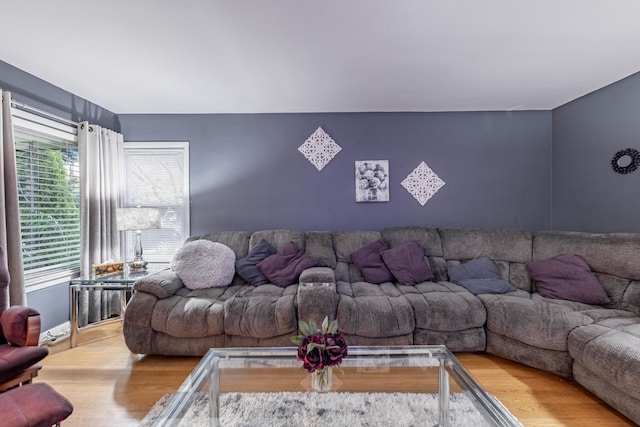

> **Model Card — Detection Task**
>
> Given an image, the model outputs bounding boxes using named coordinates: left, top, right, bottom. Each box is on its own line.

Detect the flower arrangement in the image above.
left=291, top=317, right=348, bottom=391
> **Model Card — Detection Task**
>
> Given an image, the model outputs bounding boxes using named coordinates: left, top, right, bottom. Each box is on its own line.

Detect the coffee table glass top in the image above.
left=154, top=345, right=520, bottom=427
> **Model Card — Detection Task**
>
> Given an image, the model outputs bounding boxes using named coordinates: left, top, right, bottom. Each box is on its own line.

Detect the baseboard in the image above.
left=39, top=321, right=71, bottom=346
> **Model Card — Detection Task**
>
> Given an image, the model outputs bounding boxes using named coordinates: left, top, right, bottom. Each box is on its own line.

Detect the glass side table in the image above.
left=69, top=265, right=168, bottom=347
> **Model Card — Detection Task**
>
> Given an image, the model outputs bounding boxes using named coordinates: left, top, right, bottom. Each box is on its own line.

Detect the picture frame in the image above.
left=355, top=160, right=389, bottom=202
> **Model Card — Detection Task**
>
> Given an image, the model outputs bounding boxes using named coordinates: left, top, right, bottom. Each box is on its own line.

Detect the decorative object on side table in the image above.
left=92, top=261, right=124, bottom=275
left=355, top=160, right=389, bottom=202
left=291, top=317, right=348, bottom=393
left=116, top=207, right=161, bottom=269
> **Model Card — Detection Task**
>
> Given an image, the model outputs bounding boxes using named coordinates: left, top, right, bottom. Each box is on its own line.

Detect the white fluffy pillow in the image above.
left=171, top=240, right=236, bottom=289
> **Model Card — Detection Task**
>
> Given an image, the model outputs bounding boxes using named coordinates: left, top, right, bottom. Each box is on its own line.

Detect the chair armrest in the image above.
left=297, top=267, right=339, bottom=325
left=133, top=269, right=184, bottom=299
left=1, top=306, right=41, bottom=347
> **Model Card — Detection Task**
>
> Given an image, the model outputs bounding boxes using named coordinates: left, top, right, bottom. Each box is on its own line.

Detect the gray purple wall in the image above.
left=119, top=111, right=552, bottom=235
left=552, top=71, right=640, bottom=233
left=3, top=56, right=640, bottom=332
left=0, top=60, right=119, bottom=130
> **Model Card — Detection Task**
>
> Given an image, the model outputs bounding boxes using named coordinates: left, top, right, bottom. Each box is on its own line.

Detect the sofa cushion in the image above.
left=257, top=241, right=316, bottom=287
left=224, top=284, right=298, bottom=338
left=235, top=239, right=277, bottom=286
left=527, top=254, right=610, bottom=305
left=381, top=241, right=433, bottom=285
left=337, top=281, right=414, bottom=337
left=480, top=294, right=594, bottom=351
left=569, top=318, right=640, bottom=402
left=350, top=238, right=394, bottom=284
left=170, top=240, right=236, bottom=289
left=448, top=257, right=517, bottom=295
left=454, top=278, right=517, bottom=295
left=398, top=281, right=486, bottom=332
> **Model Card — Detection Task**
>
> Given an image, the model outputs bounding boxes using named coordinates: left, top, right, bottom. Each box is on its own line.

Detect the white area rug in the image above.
left=140, top=391, right=521, bottom=426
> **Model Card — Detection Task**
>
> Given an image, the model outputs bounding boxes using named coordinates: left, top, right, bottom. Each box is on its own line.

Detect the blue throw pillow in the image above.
left=235, top=239, right=277, bottom=286
left=447, top=257, right=517, bottom=295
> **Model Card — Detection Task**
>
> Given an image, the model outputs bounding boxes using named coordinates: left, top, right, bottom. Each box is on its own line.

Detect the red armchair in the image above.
left=0, top=246, right=49, bottom=391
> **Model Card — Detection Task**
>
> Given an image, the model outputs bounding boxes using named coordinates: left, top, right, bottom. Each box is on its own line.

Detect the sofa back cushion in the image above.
left=250, top=230, right=305, bottom=251
left=439, top=228, right=533, bottom=291
left=305, top=232, right=337, bottom=268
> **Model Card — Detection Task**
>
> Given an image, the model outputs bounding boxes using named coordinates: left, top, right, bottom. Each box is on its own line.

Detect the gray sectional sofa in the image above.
left=123, top=227, right=640, bottom=424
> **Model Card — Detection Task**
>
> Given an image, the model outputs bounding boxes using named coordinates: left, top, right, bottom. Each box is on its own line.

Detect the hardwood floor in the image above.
left=38, top=323, right=633, bottom=426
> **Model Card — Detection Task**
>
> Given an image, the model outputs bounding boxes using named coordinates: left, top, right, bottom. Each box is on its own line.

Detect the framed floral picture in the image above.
left=355, top=160, right=389, bottom=202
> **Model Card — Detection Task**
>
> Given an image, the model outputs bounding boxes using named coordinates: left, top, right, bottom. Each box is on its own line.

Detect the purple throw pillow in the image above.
left=381, top=241, right=434, bottom=286
left=350, top=239, right=395, bottom=284
left=526, top=254, right=610, bottom=305
left=257, top=241, right=317, bottom=287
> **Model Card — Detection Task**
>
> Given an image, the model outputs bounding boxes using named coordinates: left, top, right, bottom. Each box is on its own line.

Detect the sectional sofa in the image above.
left=123, top=227, right=640, bottom=424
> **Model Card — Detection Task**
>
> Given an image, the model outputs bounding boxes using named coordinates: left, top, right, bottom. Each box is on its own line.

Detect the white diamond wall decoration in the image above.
left=401, top=161, right=445, bottom=206
left=298, top=127, right=342, bottom=171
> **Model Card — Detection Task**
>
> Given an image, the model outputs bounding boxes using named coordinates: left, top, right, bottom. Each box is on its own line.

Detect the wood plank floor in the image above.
left=38, top=323, right=634, bottom=426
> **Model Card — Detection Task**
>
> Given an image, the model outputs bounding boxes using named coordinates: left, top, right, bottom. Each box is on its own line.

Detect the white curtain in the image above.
left=0, top=91, right=26, bottom=306
left=78, top=122, right=123, bottom=325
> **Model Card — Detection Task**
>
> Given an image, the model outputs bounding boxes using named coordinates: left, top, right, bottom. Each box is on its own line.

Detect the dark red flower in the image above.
left=325, top=333, right=348, bottom=363
left=293, top=317, right=348, bottom=373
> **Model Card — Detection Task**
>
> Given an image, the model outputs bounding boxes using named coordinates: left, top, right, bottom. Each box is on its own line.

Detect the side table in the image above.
left=69, top=266, right=167, bottom=347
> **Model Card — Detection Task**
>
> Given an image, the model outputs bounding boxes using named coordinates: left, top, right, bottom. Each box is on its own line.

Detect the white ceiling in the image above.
left=2, top=1, right=640, bottom=114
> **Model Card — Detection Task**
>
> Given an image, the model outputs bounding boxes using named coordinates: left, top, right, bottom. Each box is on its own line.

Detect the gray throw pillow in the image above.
left=171, top=240, right=236, bottom=290
left=447, top=257, right=517, bottom=295
left=235, top=239, right=277, bottom=286
left=526, top=254, right=610, bottom=305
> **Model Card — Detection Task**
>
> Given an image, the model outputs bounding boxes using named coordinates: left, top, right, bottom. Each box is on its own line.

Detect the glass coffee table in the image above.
left=153, top=346, right=520, bottom=426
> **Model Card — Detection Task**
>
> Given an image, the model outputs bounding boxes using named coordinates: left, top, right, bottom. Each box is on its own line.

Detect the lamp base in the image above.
left=128, top=259, right=148, bottom=270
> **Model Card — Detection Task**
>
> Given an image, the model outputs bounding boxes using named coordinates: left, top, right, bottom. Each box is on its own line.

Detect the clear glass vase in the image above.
left=311, top=367, right=333, bottom=392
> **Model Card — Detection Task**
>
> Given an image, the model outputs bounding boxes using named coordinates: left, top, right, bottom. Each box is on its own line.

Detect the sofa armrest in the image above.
left=299, top=267, right=335, bottom=284
left=297, top=267, right=339, bottom=325
left=133, top=269, right=184, bottom=299
left=1, top=306, right=41, bottom=347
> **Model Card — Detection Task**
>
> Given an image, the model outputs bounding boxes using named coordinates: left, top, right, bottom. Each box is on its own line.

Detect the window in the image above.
left=13, top=110, right=80, bottom=288
left=122, top=142, right=190, bottom=264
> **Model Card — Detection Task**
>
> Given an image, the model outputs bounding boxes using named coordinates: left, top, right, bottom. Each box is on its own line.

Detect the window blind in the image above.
left=123, top=143, right=190, bottom=264
left=13, top=117, right=80, bottom=285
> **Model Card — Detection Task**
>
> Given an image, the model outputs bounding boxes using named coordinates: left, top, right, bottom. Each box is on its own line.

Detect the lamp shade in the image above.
left=116, top=208, right=161, bottom=231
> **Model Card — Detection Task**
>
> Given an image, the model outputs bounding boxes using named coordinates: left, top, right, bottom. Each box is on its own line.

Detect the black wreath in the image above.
left=611, top=148, right=640, bottom=174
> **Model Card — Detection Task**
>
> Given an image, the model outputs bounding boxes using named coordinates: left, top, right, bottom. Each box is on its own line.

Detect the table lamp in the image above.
left=116, top=207, right=161, bottom=269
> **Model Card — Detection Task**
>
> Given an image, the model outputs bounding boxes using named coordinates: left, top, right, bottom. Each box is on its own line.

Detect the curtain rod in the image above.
left=10, top=100, right=80, bottom=128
